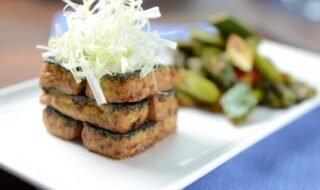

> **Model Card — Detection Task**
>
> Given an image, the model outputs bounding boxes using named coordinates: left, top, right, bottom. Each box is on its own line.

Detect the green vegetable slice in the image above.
left=202, top=48, right=237, bottom=89
left=254, top=53, right=282, bottom=83
left=209, top=13, right=255, bottom=39
left=226, top=34, right=254, bottom=72
left=177, top=70, right=220, bottom=103
left=220, top=83, right=257, bottom=122
left=177, top=90, right=197, bottom=107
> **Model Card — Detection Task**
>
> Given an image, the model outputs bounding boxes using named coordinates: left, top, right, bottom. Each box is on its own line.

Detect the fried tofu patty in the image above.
left=86, top=66, right=180, bottom=102
left=39, top=62, right=85, bottom=95
left=81, top=115, right=177, bottom=159
left=40, top=89, right=177, bottom=133
left=148, top=92, right=178, bottom=121
left=43, top=107, right=82, bottom=140
left=39, top=61, right=180, bottom=103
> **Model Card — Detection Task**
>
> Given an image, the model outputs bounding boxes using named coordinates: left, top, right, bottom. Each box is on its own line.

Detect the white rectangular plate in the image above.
left=0, top=41, right=319, bottom=190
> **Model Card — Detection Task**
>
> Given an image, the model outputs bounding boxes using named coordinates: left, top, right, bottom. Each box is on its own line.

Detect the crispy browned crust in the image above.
left=40, top=90, right=177, bottom=133
left=39, top=63, right=85, bottom=95
left=148, top=93, right=178, bottom=121
left=43, top=107, right=83, bottom=140
left=86, top=66, right=180, bottom=102
left=39, top=62, right=180, bottom=103
left=81, top=115, right=177, bottom=159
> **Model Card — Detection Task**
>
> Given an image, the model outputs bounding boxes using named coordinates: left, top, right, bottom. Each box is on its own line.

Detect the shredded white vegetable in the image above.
left=37, top=0, right=177, bottom=105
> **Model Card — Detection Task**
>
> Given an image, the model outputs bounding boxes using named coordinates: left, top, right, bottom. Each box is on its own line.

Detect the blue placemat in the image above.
left=52, top=12, right=320, bottom=190
left=186, top=106, right=320, bottom=190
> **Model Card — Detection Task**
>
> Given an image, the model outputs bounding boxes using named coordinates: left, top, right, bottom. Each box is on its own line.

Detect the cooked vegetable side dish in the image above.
left=37, top=0, right=178, bottom=159
left=176, top=13, right=316, bottom=124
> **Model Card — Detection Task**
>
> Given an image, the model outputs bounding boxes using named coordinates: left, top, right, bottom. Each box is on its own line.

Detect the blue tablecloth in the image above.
left=52, top=13, right=320, bottom=190
left=186, top=106, right=320, bottom=190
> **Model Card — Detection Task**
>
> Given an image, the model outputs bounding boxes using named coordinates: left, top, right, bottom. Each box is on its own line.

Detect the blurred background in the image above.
left=0, top=0, right=320, bottom=188
left=1, top=0, right=320, bottom=89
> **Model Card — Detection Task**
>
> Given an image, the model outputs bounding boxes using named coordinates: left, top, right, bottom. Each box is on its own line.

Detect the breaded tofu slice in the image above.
left=148, top=92, right=178, bottom=121
left=81, top=115, right=177, bottom=159
left=39, top=62, right=85, bottom=95
left=43, top=107, right=82, bottom=140
left=40, top=89, right=177, bottom=133
left=86, top=66, right=180, bottom=102
left=39, top=61, right=180, bottom=103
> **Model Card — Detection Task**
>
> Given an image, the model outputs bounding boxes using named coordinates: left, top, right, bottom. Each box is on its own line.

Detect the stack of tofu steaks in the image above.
left=39, top=59, right=179, bottom=159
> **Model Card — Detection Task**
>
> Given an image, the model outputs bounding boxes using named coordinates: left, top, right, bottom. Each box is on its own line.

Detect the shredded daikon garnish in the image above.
left=37, top=0, right=177, bottom=105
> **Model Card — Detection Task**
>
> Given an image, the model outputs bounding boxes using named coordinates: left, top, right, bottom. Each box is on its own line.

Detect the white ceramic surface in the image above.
left=0, top=40, right=319, bottom=190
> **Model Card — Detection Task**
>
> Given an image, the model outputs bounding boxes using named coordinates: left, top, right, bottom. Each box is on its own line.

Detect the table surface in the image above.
left=1, top=0, right=320, bottom=189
